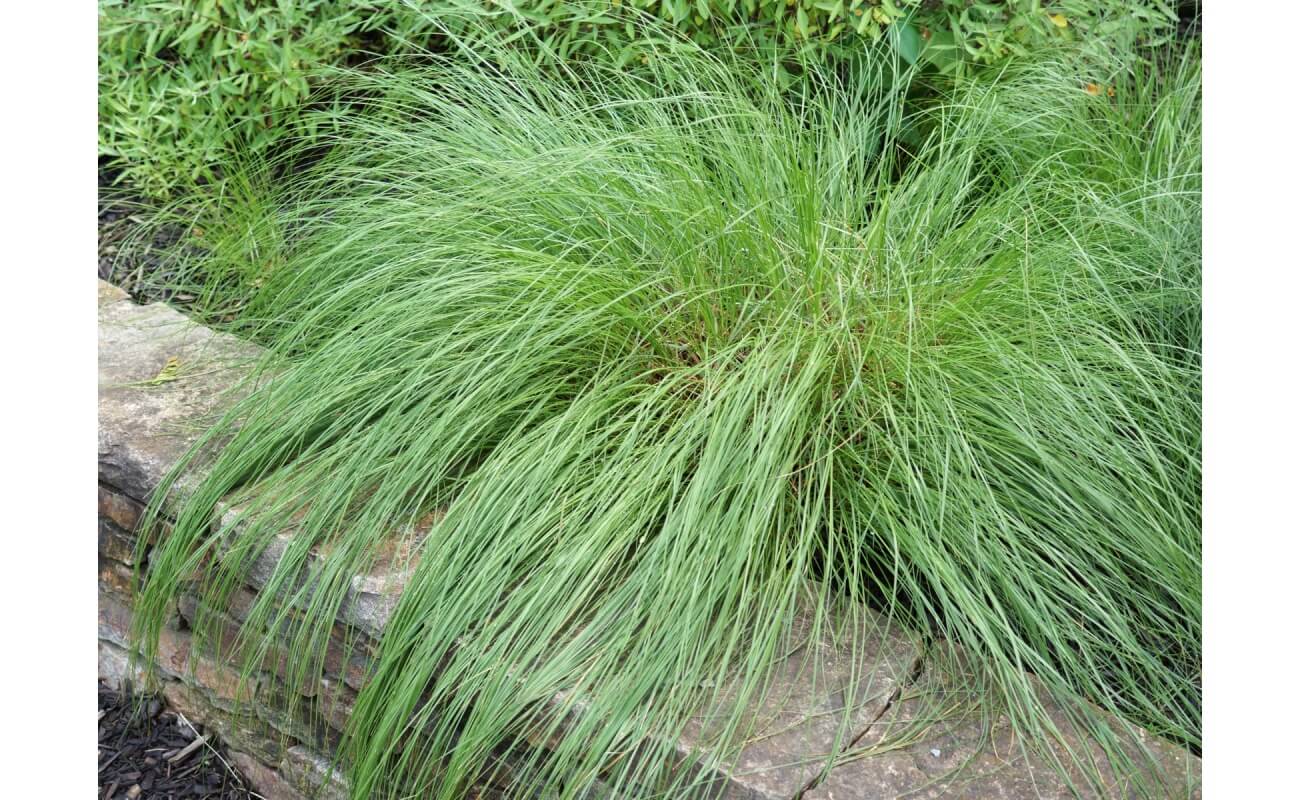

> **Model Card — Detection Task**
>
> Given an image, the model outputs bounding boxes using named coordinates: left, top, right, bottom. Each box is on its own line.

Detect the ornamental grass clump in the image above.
left=130, top=34, right=1200, bottom=799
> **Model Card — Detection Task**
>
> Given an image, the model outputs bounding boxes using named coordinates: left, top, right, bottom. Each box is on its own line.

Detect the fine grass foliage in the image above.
left=130, top=32, right=1201, bottom=799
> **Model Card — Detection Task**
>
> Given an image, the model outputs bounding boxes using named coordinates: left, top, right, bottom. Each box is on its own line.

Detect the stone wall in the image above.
left=97, top=281, right=1201, bottom=799
left=98, top=281, right=353, bottom=799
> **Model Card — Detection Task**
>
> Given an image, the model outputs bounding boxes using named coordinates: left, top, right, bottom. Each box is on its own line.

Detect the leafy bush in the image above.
left=100, top=0, right=1179, bottom=198
left=132, top=33, right=1201, bottom=800
left=98, top=0, right=428, bottom=197
left=434, top=0, right=1179, bottom=74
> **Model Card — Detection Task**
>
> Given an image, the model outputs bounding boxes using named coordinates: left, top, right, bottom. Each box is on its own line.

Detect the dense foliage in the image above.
left=129, top=30, right=1201, bottom=799
left=435, top=0, right=1178, bottom=73
left=98, top=0, right=422, bottom=197
left=99, top=0, right=1178, bottom=198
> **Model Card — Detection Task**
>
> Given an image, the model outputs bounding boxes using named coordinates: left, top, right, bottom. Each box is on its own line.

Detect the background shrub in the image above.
left=99, top=0, right=1179, bottom=199
left=98, top=0, right=430, bottom=197
left=436, top=0, right=1178, bottom=74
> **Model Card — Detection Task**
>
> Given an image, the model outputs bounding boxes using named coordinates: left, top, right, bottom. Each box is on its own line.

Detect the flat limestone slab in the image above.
left=672, top=595, right=922, bottom=799
left=532, top=595, right=925, bottom=800
left=98, top=281, right=263, bottom=504
left=806, top=653, right=1202, bottom=800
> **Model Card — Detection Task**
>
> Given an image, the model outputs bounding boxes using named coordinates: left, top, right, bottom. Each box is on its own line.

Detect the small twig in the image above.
left=166, top=735, right=207, bottom=764
left=173, top=712, right=227, bottom=772
left=98, top=709, right=107, bottom=722
left=173, top=711, right=267, bottom=798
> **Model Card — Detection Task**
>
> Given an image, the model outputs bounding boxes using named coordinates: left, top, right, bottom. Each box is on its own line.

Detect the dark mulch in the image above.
left=1178, top=1, right=1201, bottom=38
left=98, top=162, right=187, bottom=305
left=98, top=680, right=254, bottom=800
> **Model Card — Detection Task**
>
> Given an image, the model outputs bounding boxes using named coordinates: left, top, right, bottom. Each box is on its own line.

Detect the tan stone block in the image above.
left=228, top=752, right=307, bottom=800
left=99, top=640, right=148, bottom=689
left=315, top=677, right=358, bottom=733
left=98, top=486, right=145, bottom=533
left=281, top=745, right=349, bottom=800
left=98, top=591, right=134, bottom=646
left=99, top=559, right=135, bottom=597
left=156, top=622, right=193, bottom=678
left=98, top=518, right=139, bottom=565
left=191, top=651, right=257, bottom=706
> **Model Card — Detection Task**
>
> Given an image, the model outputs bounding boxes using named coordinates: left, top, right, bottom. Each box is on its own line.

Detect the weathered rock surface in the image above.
left=804, top=653, right=1201, bottom=800
left=674, top=598, right=922, bottom=799
left=98, top=280, right=264, bottom=505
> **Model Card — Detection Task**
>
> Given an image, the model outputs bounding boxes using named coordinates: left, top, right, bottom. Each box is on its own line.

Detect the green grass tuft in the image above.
left=129, top=34, right=1201, bottom=799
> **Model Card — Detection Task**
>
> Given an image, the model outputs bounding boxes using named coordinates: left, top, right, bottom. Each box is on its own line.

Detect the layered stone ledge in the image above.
left=97, top=281, right=1201, bottom=799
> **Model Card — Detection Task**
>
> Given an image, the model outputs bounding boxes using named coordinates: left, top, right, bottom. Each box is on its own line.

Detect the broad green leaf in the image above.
left=891, top=20, right=923, bottom=64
